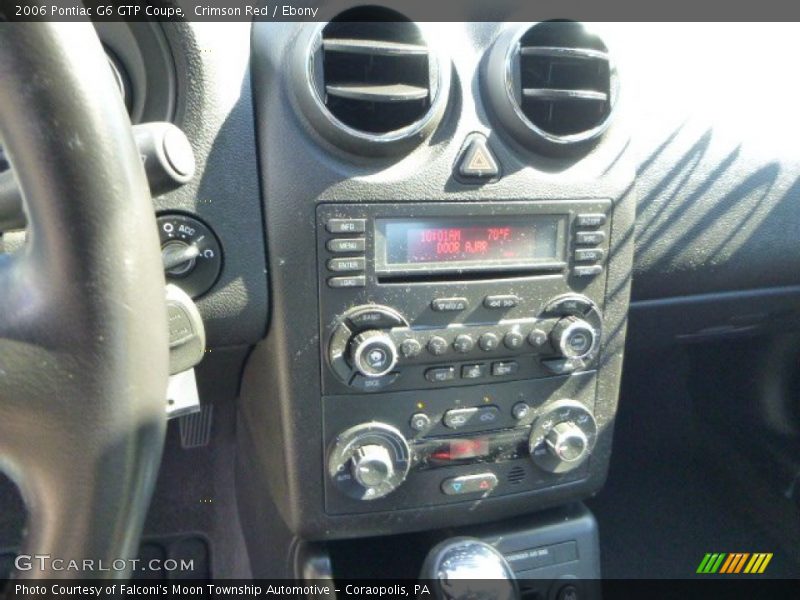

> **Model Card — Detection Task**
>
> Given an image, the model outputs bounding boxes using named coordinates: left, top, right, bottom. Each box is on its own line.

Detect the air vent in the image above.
left=508, top=466, right=526, bottom=485
left=485, top=22, right=618, bottom=152
left=294, top=7, right=449, bottom=155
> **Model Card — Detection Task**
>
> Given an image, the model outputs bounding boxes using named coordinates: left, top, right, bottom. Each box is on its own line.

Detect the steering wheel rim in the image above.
left=0, top=23, right=168, bottom=579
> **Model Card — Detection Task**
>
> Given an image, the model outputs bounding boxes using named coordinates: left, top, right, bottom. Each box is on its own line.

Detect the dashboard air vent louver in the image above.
left=518, top=22, right=611, bottom=137
left=295, top=6, right=449, bottom=156
left=485, top=21, right=618, bottom=152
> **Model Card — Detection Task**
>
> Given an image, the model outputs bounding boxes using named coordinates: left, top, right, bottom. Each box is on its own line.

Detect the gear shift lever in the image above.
left=420, top=537, right=519, bottom=600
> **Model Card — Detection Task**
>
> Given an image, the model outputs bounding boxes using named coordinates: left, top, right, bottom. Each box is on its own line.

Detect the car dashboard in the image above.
left=2, top=11, right=800, bottom=586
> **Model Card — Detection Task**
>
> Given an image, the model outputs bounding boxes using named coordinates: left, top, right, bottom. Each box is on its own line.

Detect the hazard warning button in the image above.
left=456, top=133, right=500, bottom=181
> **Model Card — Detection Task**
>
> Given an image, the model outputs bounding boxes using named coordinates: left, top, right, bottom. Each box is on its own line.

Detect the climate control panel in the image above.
left=323, top=373, right=600, bottom=514
left=328, top=402, right=598, bottom=502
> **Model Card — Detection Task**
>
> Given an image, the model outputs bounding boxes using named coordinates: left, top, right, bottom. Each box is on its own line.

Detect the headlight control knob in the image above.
left=328, top=423, right=411, bottom=500
left=350, top=330, right=398, bottom=378
left=550, top=316, right=597, bottom=360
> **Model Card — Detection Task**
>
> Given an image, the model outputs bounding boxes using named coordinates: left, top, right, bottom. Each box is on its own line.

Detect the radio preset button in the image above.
left=327, top=238, right=366, bottom=253
left=575, top=214, right=606, bottom=228
left=328, top=257, right=366, bottom=272
left=528, top=329, right=548, bottom=348
left=443, top=407, right=479, bottom=429
left=575, top=231, right=605, bottom=246
left=484, top=295, right=519, bottom=310
left=503, top=331, right=524, bottom=350
left=410, top=413, right=431, bottom=432
left=491, top=361, right=519, bottom=377
left=328, top=275, right=366, bottom=288
left=427, top=336, right=449, bottom=356
left=479, top=332, right=500, bottom=352
left=574, top=249, right=604, bottom=263
left=431, top=297, right=469, bottom=312
left=399, top=338, right=422, bottom=358
left=426, top=366, right=456, bottom=383
left=326, top=218, right=366, bottom=234
left=441, top=472, right=498, bottom=495
left=572, top=265, right=603, bottom=278
left=453, top=334, right=475, bottom=354
left=461, top=364, right=488, bottom=379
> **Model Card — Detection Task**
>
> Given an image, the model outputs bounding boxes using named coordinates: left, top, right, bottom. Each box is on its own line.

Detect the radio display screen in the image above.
left=377, top=215, right=566, bottom=271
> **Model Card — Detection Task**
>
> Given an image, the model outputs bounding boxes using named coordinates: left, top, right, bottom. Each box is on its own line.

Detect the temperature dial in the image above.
left=351, top=444, right=395, bottom=488
left=546, top=422, right=589, bottom=463
left=529, top=400, right=597, bottom=474
left=157, top=214, right=222, bottom=298
left=328, top=422, right=410, bottom=500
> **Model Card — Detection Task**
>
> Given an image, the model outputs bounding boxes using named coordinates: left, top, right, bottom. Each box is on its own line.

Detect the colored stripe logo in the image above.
left=697, top=553, right=773, bottom=574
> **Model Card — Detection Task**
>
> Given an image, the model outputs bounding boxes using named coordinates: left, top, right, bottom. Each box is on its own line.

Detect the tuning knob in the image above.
left=550, top=316, right=597, bottom=360
left=350, top=330, right=398, bottom=378
left=545, top=422, right=589, bottom=464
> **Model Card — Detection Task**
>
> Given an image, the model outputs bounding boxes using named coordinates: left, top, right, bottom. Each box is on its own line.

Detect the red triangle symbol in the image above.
left=467, top=147, right=493, bottom=171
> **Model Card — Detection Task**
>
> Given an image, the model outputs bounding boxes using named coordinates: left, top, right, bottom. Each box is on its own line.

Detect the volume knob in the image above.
left=350, top=330, right=398, bottom=378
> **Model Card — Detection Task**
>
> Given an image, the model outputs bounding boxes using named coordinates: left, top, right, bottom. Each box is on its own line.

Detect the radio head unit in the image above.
left=314, top=199, right=618, bottom=515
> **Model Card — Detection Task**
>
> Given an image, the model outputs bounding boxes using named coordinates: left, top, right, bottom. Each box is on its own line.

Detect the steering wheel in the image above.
left=0, top=23, right=168, bottom=579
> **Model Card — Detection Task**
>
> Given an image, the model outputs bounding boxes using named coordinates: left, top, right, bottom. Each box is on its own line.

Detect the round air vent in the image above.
left=293, top=6, right=450, bottom=156
left=484, top=21, right=618, bottom=153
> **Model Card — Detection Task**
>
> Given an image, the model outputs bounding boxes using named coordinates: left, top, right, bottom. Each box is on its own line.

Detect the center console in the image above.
left=318, top=201, right=611, bottom=514
left=240, top=19, right=635, bottom=550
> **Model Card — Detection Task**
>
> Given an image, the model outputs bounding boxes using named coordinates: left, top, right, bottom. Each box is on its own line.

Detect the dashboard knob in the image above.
left=328, top=422, right=411, bottom=500
left=550, top=316, right=597, bottom=360
left=545, top=422, right=589, bottom=463
left=351, top=444, right=395, bottom=488
left=529, top=399, right=597, bottom=474
left=350, top=330, right=398, bottom=378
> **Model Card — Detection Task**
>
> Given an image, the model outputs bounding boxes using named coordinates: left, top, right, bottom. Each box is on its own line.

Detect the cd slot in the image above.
left=377, top=265, right=565, bottom=284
